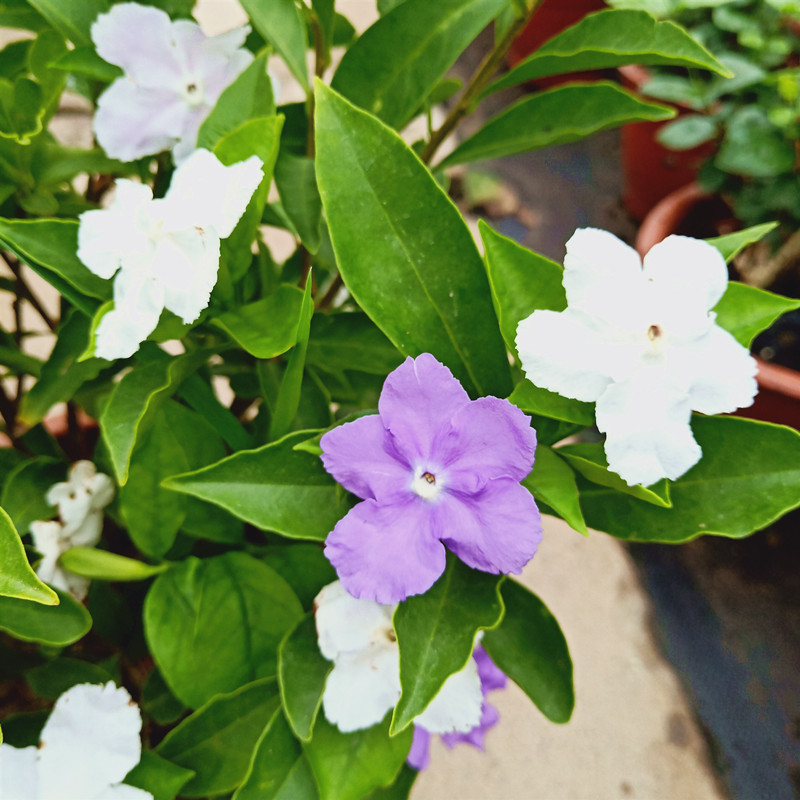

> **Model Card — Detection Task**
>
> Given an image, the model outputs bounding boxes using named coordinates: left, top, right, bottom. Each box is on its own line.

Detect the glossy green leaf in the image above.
left=156, top=678, right=280, bottom=797
left=240, top=0, right=308, bottom=89
left=234, top=709, right=319, bottom=800
left=163, top=431, right=351, bottom=541
left=558, top=442, right=672, bottom=508
left=315, top=81, right=511, bottom=398
left=487, top=9, right=729, bottom=95
left=0, top=505, right=57, bottom=604
left=25, top=657, right=112, bottom=700
left=279, top=614, right=332, bottom=741
left=364, top=765, right=416, bottom=799
left=59, top=547, right=168, bottom=581
left=0, top=76, right=43, bottom=143
left=391, top=557, right=504, bottom=734
left=0, top=345, right=41, bottom=377
left=522, top=445, right=587, bottom=536
left=578, top=415, right=800, bottom=542
left=262, top=543, right=336, bottom=610
left=440, top=83, right=674, bottom=168
left=482, top=579, right=574, bottom=723
left=100, top=350, right=205, bottom=485
left=49, top=46, right=122, bottom=82
left=144, top=553, right=303, bottom=708
left=25, top=0, right=107, bottom=46
left=332, top=0, right=507, bottom=130
left=142, top=667, right=187, bottom=727
left=178, top=373, right=251, bottom=452
left=707, top=222, right=778, bottom=263
left=0, top=586, right=90, bottom=645
left=713, top=281, right=800, bottom=348
left=124, top=750, right=194, bottom=800
left=1, top=457, right=63, bottom=535
left=656, top=114, right=718, bottom=150
left=212, top=285, right=305, bottom=359
left=304, top=716, right=413, bottom=800
left=509, top=380, right=594, bottom=427
left=275, top=152, right=322, bottom=253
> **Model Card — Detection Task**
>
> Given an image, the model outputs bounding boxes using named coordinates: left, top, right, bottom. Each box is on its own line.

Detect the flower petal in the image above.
left=320, top=414, right=409, bottom=503
left=407, top=727, right=431, bottom=771
left=160, top=149, right=264, bottom=238
left=96, top=783, right=154, bottom=800
left=0, top=744, right=38, bottom=800
left=441, top=396, right=536, bottom=490
left=473, top=645, right=506, bottom=695
left=595, top=369, right=701, bottom=486
left=38, top=682, right=143, bottom=800
left=325, top=499, right=447, bottom=604
left=415, top=656, right=482, bottom=735
left=322, top=647, right=400, bottom=733
left=440, top=700, right=500, bottom=751
left=314, top=580, right=396, bottom=661
left=516, top=309, right=615, bottom=402
left=563, top=228, right=646, bottom=325
left=378, top=355, right=470, bottom=464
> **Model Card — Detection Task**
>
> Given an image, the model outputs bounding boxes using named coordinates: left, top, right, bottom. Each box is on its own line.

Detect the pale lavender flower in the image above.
left=321, top=354, right=542, bottom=604
left=407, top=645, right=507, bottom=771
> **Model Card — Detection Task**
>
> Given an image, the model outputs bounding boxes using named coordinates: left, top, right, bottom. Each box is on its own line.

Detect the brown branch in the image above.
left=739, top=228, right=800, bottom=289
left=2, top=252, right=56, bottom=332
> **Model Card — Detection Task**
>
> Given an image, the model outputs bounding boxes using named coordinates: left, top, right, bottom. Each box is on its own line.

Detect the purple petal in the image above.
left=324, top=498, right=447, bottom=603
left=440, top=479, right=542, bottom=575
left=473, top=645, right=507, bottom=695
left=378, top=355, right=470, bottom=463
left=441, top=396, right=536, bottom=491
left=440, top=700, right=500, bottom=751
left=407, top=726, right=432, bottom=771
left=320, top=415, right=409, bottom=503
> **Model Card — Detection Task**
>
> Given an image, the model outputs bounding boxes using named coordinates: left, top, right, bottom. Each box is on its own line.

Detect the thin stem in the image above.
left=740, top=227, right=800, bottom=289
left=2, top=253, right=56, bottom=332
left=420, top=3, right=540, bottom=166
left=316, top=273, right=343, bottom=311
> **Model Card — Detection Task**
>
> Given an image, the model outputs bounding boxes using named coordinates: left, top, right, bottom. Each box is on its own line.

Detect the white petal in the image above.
left=94, top=268, right=165, bottom=360
left=95, top=80, right=188, bottom=162
left=64, top=513, right=103, bottom=549
left=322, top=648, right=400, bottom=733
left=169, top=105, right=209, bottom=166
left=203, top=24, right=251, bottom=58
left=161, top=149, right=263, bottom=238
left=679, top=326, right=758, bottom=415
left=596, top=369, right=701, bottom=486
left=38, top=683, right=143, bottom=800
left=0, top=744, right=38, bottom=800
left=96, top=783, right=154, bottom=800
left=314, top=581, right=396, bottom=661
left=516, top=309, right=616, bottom=402
left=153, top=228, right=220, bottom=324
left=414, top=656, right=482, bottom=735
left=563, top=228, right=646, bottom=326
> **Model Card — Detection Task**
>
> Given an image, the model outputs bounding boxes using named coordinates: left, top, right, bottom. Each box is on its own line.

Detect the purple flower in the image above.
left=320, top=353, right=542, bottom=603
left=407, top=645, right=507, bottom=771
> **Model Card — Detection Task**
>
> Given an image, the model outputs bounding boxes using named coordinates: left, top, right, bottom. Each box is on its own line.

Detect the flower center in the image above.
left=411, top=468, right=442, bottom=501
left=182, top=78, right=206, bottom=108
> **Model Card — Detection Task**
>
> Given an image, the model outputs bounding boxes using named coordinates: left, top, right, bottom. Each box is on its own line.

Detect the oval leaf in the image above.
left=0, top=586, right=90, bottom=646
left=59, top=547, right=168, bottom=581
left=0, top=505, right=57, bottom=604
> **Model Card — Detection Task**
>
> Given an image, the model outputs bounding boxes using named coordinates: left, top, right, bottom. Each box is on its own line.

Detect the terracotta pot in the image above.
left=620, top=64, right=717, bottom=221
left=636, top=182, right=800, bottom=429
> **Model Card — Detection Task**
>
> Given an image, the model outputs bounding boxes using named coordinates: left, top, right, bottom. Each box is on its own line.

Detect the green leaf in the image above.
left=262, top=543, right=336, bottom=610
left=178, top=374, right=251, bottom=453
left=124, top=750, right=194, bottom=800
left=48, top=46, right=122, bottom=82
left=270, top=274, right=314, bottom=441
left=279, top=614, right=332, bottom=741
left=59, top=547, right=168, bottom=581
left=304, top=716, right=413, bottom=800
left=391, top=557, right=504, bottom=734
left=509, top=379, right=594, bottom=426
left=558, top=442, right=672, bottom=508
left=364, top=764, right=416, bottom=800
left=577, top=415, right=800, bottom=542
left=100, top=350, right=205, bottom=485
left=197, top=51, right=275, bottom=149
left=479, top=220, right=565, bottom=357
left=656, top=114, right=718, bottom=150
left=0, top=76, right=42, bottom=143
left=716, top=106, right=796, bottom=179
left=212, top=284, right=305, bottom=359
left=482, top=579, right=574, bottom=723
left=0, top=345, right=41, bottom=377
left=144, top=553, right=303, bottom=708
left=332, top=0, right=508, bottom=130
left=522, top=445, right=588, bottom=536
left=142, top=667, right=187, bottom=726
left=487, top=9, right=730, bottom=95
left=0, top=505, right=57, bottom=604
left=713, top=281, right=800, bottom=348
left=25, top=0, right=107, bottom=46
left=441, top=83, right=674, bottom=168
left=0, top=586, right=90, bottom=645
left=275, top=152, right=322, bottom=253
left=315, top=81, right=511, bottom=398
left=163, top=431, right=351, bottom=541
left=1, top=457, right=63, bottom=535
left=25, top=656, right=112, bottom=699
left=234, top=709, right=319, bottom=800
left=156, top=678, right=280, bottom=797
left=239, top=0, right=308, bottom=89
left=707, top=223, right=779, bottom=263
left=20, top=311, right=105, bottom=426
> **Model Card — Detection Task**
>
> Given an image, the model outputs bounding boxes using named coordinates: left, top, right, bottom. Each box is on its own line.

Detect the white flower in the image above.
left=516, top=229, right=758, bottom=487
left=77, top=148, right=264, bottom=360
left=314, top=581, right=483, bottom=734
left=31, top=461, right=114, bottom=601
left=0, top=681, right=152, bottom=800
left=92, top=2, right=253, bottom=164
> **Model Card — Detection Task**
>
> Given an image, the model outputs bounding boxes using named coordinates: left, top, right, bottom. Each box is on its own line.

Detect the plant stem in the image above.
left=741, top=227, right=800, bottom=289
left=316, top=273, right=343, bottom=311
left=2, top=253, right=56, bottom=332
left=420, top=3, right=539, bottom=166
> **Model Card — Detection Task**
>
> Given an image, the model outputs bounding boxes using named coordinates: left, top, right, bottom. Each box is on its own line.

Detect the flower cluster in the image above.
left=31, top=461, right=114, bottom=601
